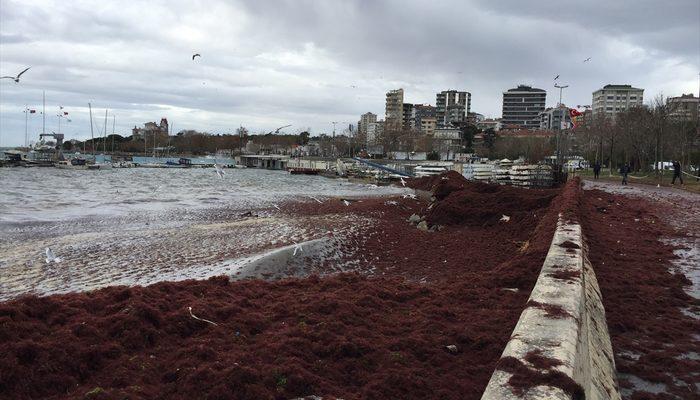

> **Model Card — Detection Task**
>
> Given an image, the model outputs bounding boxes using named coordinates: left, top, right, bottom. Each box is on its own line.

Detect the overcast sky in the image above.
left=1, top=0, right=698, bottom=145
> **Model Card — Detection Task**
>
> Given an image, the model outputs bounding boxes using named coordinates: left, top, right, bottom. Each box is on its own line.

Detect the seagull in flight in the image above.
left=554, top=75, right=560, bottom=81
left=400, top=177, right=406, bottom=187
left=214, top=164, right=225, bottom=178
left=45, top=247, right=62, bottom=264
left=1, top=67, right=31, bottom=83
left=192, top=53, right=201, bottom=60
left=583, top=57, right=591, bottom=63
left=309, top=196, right=323, bottom=204
left=342, top=200, right=351, bottom=207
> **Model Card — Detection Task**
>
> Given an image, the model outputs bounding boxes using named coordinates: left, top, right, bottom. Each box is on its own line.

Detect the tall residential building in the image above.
left=591, top=84, right=643, bottom=119
left=420, top=117, right=437, bottom=135
left=539, top=106, right=572, bottom=130
left=366, top=120, right=385, bottom=146
left=412, top=104, right=436, bottom=132
left=402, top=103, right=414, bottom=131
left=385, top=89, right=404, bottom=131
left=436, top=90, right=471, bottom=128
left=358, top=112, right=377, bottom=137
left=501, top=85, right=546, bottom=129
left=667, top=94, right=699, bottom=121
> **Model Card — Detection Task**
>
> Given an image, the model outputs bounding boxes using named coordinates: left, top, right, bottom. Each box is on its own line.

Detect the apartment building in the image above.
left=501, top=85, right=546, bottom=129
left=591, top=84, right=643, bottom=119
left=436, top=90, right=471, bottom=128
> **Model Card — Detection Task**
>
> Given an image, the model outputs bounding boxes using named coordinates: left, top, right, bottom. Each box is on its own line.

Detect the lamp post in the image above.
left=554, top=83, right=569, bottom=107
left=554, top=83, right=570, bottom=178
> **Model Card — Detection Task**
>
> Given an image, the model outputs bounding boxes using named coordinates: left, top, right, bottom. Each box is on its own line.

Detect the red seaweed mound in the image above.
left=406, top=170, right=466, bottom=193
left=0, top=177, right=588, bottom=400
left=425, top=177, right=560, bottom=227
left=580, top=188, right=700, bottom=399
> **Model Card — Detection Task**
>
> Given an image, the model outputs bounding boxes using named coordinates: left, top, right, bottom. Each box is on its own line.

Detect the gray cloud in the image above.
left=1, top=0, right=698, bottom=146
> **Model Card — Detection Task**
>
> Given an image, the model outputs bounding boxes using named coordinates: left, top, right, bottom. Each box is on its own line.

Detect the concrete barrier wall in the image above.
left=481, top=216, right=620, bottom=400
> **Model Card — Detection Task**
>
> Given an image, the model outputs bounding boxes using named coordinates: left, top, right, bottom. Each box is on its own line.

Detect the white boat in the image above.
left=414, top=165, right=449, bottom=177
left=55, top=159, right=89, bottom=170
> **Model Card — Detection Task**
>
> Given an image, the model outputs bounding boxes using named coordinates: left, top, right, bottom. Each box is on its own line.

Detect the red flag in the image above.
left=63, top=112, right=68, bottom=115
left=29, top=109, right=36, bottom=113
left=569, top=108, right=582, bottom=118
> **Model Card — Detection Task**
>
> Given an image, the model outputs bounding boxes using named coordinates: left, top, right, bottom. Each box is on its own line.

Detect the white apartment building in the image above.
left=366, top=120, right=385, bottom=146
left=592, top=84, right=644, bottom=119
left=667, top=94, right=699, bottom=121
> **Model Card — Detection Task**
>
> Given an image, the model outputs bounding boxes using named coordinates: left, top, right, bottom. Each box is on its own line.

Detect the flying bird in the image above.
left=45, top=247, right=61, bottom=264
left=342, top=200, right=351, bottom=207
left=214, top=164, right=225, bottom=178
left=192, top=53, right=201, bottom=60
left=554, top=75, right=560, bottom=81
left=1, top=67, right=31, bottom=83
left=400, top=177, right=406, bottom=187
left=583, top=57, right=591, bottom=63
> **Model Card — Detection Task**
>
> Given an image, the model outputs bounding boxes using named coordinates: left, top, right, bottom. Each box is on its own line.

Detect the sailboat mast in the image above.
left=103, top=109, right=108, bottom=155
left=88, top=103, right=95, bottom=157
left=42, top=91, right=46, bottom=135
left=24, top=105, right=28, bottom=147
left=111, top=115, right=116, bottom=153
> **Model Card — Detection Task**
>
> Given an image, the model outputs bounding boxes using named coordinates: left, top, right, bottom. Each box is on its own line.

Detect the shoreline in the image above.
left=0, top=174, right=565, bottom=399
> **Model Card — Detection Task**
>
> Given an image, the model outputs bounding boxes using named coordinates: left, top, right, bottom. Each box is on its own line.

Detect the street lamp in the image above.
left=554, top=83, right=570, bottom=178
left=554, top=83, right=569, bottom=107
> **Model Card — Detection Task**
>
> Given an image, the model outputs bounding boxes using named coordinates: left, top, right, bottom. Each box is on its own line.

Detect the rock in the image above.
left=445, top=345, right=458, bottom=354
left=417, top=221, right=429, bottom=231
left=408, top=214, right=421, bottom=224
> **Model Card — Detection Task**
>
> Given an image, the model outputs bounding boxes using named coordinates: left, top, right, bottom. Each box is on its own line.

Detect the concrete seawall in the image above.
left=481, top=216, right=620, bottom=400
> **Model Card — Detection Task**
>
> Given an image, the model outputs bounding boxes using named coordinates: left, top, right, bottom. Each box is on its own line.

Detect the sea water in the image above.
left=0, top=167, right=409, bottom=300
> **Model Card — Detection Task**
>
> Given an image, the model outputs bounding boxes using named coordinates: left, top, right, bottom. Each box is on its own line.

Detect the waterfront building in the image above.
left=433, top=127, right=462, bottom=156
left=436, top=90, right=471, bottom=128
left=366, top=120, right=385, bottom=146
left=501, top=85, right=546, bottom=129
left=667, top=94, right=699, bottom=121
left=132, top=118, right=169, bottom=141
left=539, top=106, right=572, bottom=130
left=385, top=89, right=404, bottom=132
left=477, top=118, right=502, bottom=131
left=412, top=104, right=436, bottom=132
left=591, top=84, right=644, bottom=119
left=402, top=103, right=414, bottom=131
left=358, top=112, right=377, bottom=137
left=420, top=117, right=437, bottom=136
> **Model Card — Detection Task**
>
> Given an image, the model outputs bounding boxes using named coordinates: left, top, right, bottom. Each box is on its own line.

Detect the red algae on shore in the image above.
left=0, top=173, right=583, bottom=400
left=580, top=189, right=700, bottom=399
